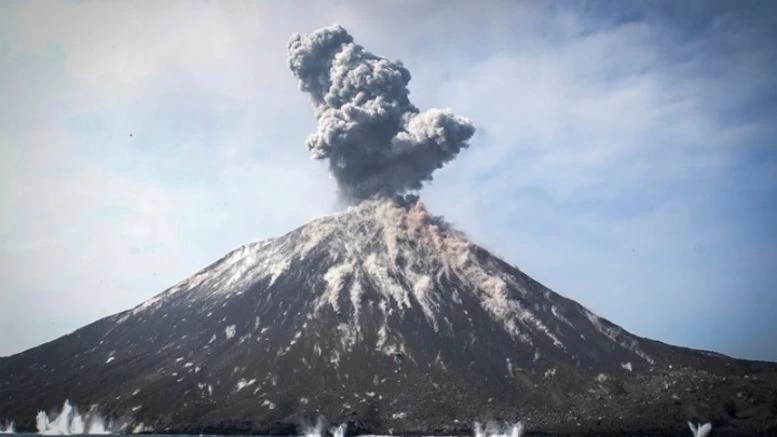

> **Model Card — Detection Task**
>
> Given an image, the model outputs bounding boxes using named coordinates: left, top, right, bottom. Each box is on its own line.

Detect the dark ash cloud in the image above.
left=288, top=24, right=475, bottom=202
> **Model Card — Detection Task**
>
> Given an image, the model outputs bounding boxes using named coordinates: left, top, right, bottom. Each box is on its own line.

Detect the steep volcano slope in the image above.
left=1, top=198, right=776, bottom=435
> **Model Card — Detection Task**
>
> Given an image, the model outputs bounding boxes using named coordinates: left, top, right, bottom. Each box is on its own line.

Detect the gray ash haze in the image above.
left=288, top=25, right=475, bottom=201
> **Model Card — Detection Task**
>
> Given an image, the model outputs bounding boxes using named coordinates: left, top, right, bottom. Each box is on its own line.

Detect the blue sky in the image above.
left=1, top=1, right=776, bottom=361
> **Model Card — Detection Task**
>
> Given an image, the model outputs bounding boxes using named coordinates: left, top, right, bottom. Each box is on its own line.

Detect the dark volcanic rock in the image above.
left=1, top=198, right=776, bottom=436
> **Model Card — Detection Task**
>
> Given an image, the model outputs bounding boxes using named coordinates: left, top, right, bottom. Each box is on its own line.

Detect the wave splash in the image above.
left=0, top=421, right=14, bottom=434
left=302, top=416, right=326, bottom=437
left=302, top=418, right=347, bottom=437
left=330, top=423, right=346, bottom=437
left=36, top=400, right=112, bottom=435
left=474, top=421, right=524, bottom=437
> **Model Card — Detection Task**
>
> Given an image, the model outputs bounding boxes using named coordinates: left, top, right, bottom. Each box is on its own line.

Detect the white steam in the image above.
left=688, top=421, right=712, bottom=437
left=330, top=423, right=347, bottom=437
left=474, top=421, right=524, bottom=437
left=0, top=421, right=14, bottom=434
left=301, top=419, right=347, bottom=437
left=35, top=400, right=113, bottom=435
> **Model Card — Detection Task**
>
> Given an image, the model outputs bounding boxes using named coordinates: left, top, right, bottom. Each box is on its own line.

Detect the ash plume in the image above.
left=288, top=24, right=475, bottom=202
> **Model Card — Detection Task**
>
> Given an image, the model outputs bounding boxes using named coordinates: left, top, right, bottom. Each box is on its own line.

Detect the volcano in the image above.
left=1, top=197, right=776, bottom=436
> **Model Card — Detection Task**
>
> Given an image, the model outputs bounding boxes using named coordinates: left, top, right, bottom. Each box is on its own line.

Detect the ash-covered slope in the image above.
left=1, top=198, right=776, bottom=435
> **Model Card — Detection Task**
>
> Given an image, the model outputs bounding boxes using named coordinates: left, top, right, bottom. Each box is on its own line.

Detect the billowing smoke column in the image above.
left=288, top=25, right=476, bottom=202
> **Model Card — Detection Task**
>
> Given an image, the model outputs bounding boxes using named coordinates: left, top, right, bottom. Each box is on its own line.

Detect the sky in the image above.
left=1, top=0, right=776, bottom=361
